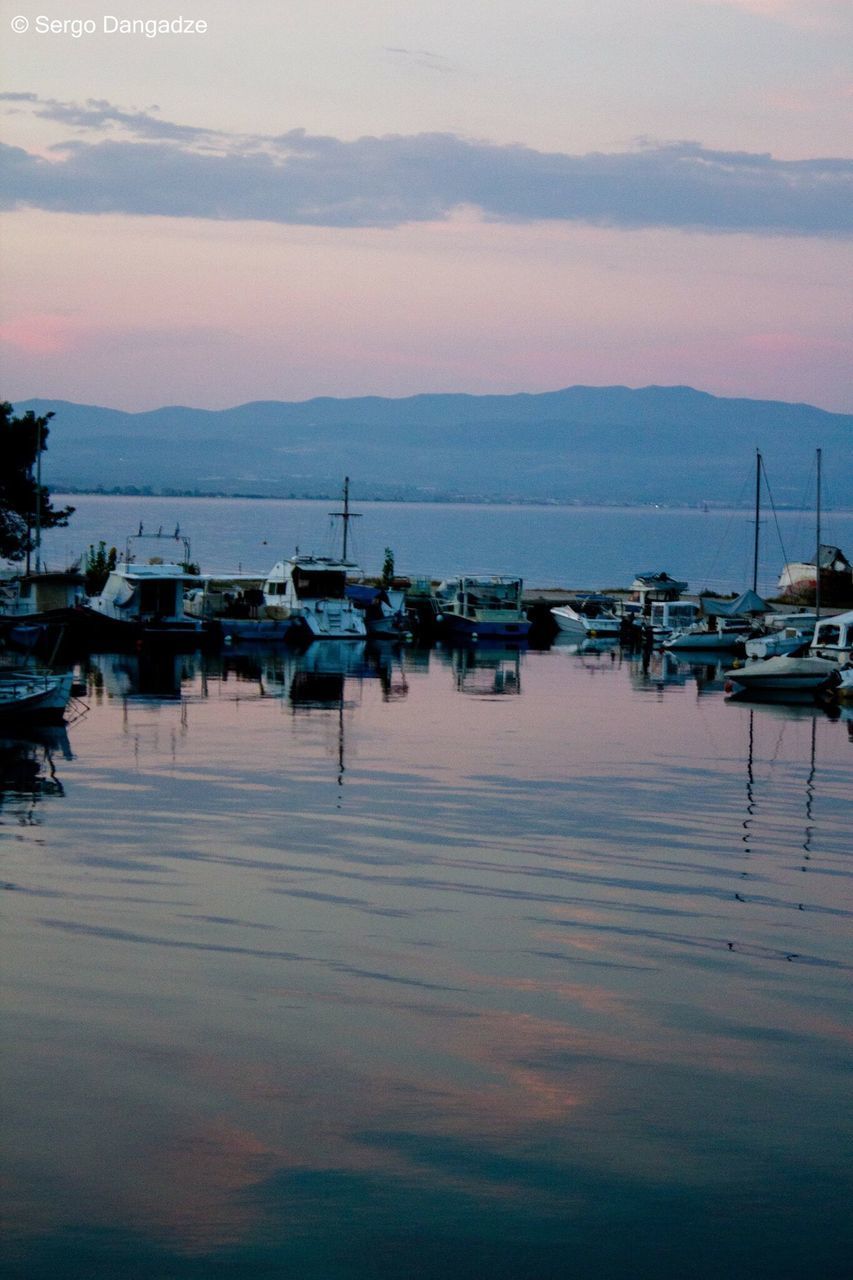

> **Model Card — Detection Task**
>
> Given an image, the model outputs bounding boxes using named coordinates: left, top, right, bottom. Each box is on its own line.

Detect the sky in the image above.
left=0, top=0, right=851, bottom=412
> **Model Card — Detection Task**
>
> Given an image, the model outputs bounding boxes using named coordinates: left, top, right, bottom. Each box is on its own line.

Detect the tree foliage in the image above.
left=381, top=546, right=395, bottom=586
left=0, top=402, right=75, bottom=561
left=84, top=541, right=117, bottom=596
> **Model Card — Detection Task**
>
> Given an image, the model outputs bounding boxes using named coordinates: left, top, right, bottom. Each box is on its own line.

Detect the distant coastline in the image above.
left=53, top=488, right=852, bottom=514
left=18, top=386, right=853, bottom=511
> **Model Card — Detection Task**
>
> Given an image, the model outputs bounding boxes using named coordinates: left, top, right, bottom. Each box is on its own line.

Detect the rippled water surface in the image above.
left=2, top=643, right=851, bottom=1279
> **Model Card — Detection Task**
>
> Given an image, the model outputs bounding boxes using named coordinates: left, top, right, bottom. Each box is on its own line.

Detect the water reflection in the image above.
left=0, top=724, right=73, bottom=820
left=444, top=645, right=523, bottom=696
left=2, top=646, right=851, bottom=1279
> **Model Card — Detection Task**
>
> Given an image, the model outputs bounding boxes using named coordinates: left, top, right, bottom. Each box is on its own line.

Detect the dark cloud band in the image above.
left=1, top=94, right=850, bottom=235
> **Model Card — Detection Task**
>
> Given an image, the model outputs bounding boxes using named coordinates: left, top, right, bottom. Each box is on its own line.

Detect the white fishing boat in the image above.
left=724, top=654, right=840, bottom=696
left=262, top=556, right=367, bottom=640
left=0, top=670, right=73, bottom=720
left=89, top=561, right=204, bottom=642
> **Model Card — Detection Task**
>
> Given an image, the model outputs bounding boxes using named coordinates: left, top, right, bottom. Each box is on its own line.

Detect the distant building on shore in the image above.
left=778, top=544, right=852, bottom=603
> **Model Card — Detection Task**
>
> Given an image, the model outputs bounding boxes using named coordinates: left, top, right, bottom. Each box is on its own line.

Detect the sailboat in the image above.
left=665, top=451, right=768, bottom=653
left=725, top=450, right=840, bottom=699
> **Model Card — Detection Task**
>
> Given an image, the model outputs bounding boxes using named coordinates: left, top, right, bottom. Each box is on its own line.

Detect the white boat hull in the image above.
left=550, top=607, right=585, bottom=636
left=665, top=630, right=743, bottom=651
left=725, top=655, right=839, bottom=694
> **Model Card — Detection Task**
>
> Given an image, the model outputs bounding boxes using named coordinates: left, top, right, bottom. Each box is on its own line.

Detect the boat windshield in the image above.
left=814, top=622, right=841, bottom=646
left=650, top=601, right=696, bottom=627
left=292, top=568, right=347, bottom=600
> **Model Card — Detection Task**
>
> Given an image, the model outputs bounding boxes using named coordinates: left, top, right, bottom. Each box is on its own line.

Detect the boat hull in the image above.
left=441, top=616, right=531, bottom=640
left=550, top=609, right=585, bottom=636
left=0, top=672, right=73, bottom=721
left=217, top=617, right=301, bottom=644
left=725, top=655, right=840, bottom=696
left=665, top=631, right=745, bottom=652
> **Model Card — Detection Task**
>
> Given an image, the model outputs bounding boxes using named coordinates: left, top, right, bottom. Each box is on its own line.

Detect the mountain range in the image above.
left=13, top=385, right=852, bottom=507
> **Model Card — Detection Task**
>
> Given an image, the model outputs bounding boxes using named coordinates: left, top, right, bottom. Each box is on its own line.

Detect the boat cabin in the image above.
left=649, top=600, right=700, bottom=636
left=262, top=556, right=366, bottom=639
left=91, top=562, right=198, bottom=625
left=632, top=572, right=688, bottom=608
left=433, top=576, right=531, bottom=639
left=811, top=609, right=853, bottom=655
left=0, top=568, right=85, bottom=619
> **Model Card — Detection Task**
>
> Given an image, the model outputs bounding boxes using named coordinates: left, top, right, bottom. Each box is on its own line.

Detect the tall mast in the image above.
left=34, top=416, right=43, bottom=574
left=752, top=449, right=761, bottom=594
left=815, top=448, right=821, bottom=620
left=330, top=476, right=361, bottom=562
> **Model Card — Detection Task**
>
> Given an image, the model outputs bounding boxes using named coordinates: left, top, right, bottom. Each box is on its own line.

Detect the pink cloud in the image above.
left=0, top=313, right=78, bottom=355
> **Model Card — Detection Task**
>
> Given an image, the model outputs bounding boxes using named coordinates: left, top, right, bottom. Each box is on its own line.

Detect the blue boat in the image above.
left=433, top=576, right=531, bottom=641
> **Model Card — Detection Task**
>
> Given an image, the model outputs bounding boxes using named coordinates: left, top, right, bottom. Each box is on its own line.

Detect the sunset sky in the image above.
left=1, top=0, right=851, bottom=412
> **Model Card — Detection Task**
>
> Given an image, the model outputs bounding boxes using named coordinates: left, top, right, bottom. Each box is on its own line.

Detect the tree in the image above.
left=0, top=402, right=74, bottom=562
left=84, top=541, right=117, bottom=596
left=381, top=547, right=395, bottom=586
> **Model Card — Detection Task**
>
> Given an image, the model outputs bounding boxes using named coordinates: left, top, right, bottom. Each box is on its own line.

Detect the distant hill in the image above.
left=12, top=385, right=852, bottom=507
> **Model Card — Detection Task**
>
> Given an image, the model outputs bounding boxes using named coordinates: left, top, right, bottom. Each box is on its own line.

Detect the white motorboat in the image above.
left=744, top=621, right=814, bottom=659
left=550, top=596, right=625, bottom=638
left=724, top=654, right=840, bottom=696
left=811, top=609, right=853, bottom=658
left=0, top=670, right=73, bottom=720
left=262, top=556, right=367, bottom=640
left=647, top=600, right=701, bottom=642
left=664, top=617, right=753, bottom=652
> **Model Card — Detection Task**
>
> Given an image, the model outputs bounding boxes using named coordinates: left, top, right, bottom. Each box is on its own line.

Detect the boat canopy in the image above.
left=346, top=584, right=390, bottom=607
left=703, top=589, right=768, bottom=617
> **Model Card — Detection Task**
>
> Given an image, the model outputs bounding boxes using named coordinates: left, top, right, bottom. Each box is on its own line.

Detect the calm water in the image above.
left=42, top=494, right=853, bottom=596
left=1, top=641, right=851, bottom=1279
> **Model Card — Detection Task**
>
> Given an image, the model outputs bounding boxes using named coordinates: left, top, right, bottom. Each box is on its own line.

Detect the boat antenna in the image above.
left=752, top=448, right=761, bottom=594
left=815, top=448, right=822, bottom=621
left=329, top=476, right=361, bottom=561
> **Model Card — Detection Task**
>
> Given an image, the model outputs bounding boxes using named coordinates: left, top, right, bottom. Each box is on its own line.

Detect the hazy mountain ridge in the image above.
left=14, top=386, right=852, bottom=506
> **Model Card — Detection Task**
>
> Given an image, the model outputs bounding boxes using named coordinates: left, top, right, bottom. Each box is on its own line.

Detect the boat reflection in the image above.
left=87, top=649, right=195, bottom=701
left=0, top=724, right=73, bottom=820
left=446, top=645, right=523, bottom=696
left=85, top=640, right=411, bottom=713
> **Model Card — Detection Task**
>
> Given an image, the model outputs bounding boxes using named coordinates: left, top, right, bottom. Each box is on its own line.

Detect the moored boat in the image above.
left=811, top=609, right=853, bottom=658
left=664, top=616, right=754, bottom=652
left=744, top=619, right=815, bottom=659
left=261, top=556, right=367, bottom=640
left=0, top=670, right=73, bottom=721
left=647, top=599, right=701, bottom=643
left=89, top=561, right=205, bottom=646
left=550, top=595, right=626, bottom=638
left=434, top=576, right=531, bottom=641
left=724, top=654, right=840, bottom=697
left=346, top=584, right=413, bottom=640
